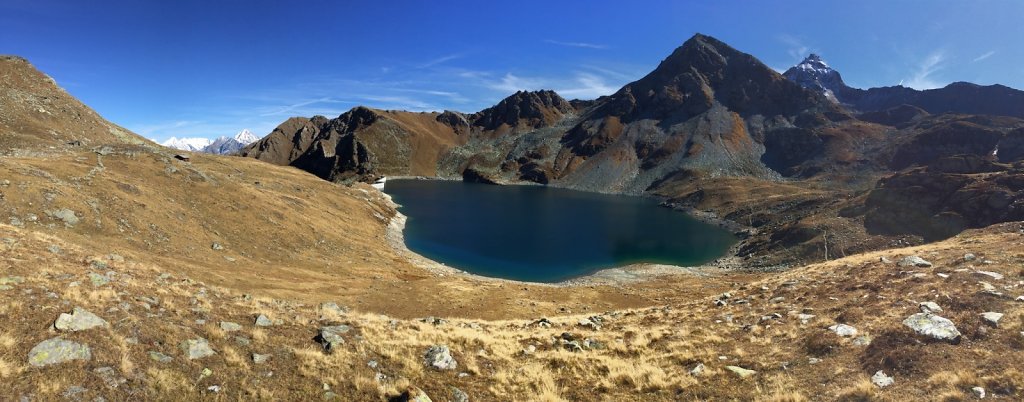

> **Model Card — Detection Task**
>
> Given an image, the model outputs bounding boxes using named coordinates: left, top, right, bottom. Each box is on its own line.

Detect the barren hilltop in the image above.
left=1, top=34, right=1023, bottom=401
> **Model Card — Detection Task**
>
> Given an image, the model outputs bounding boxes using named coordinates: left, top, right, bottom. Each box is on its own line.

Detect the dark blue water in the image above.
left=384, top=180, right=736, bottom=283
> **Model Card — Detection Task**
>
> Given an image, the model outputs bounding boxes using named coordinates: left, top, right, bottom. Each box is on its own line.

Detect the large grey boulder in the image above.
left=315, top=325, right=352, bottom=353
left=180, top=338, right=216, bottom=360
left=898, top=256, right=932, bottom=268
left=903, top=313, right=961, bottom=344
left=423, top=345, right=457, bottom=370
left=28, top=337, right=92, bottom=367
left=54, top=307, right=108, bottom=332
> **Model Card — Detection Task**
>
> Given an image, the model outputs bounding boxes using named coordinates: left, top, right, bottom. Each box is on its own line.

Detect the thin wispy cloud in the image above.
left=480, top=71, right=622, bottom=99
left=544, top=39, right=607, bottom=49
left=904, top=50, right=946, bottom=90
left=418, top=53, right=463, bottom=69
left=777, top=34, right=812, bottom=63
left=972, top=50, right=996, bottom=63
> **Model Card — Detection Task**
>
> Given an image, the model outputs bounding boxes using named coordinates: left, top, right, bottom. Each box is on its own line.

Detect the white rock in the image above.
left=919, top=301, right=943, bottom=313
left=898, top=256, right=932, bottom=268
left=974, top=271, right=1004, bottom=281
left=981, top=312, right=1004, bottom=328
left=903, top=313, right=962, bottom=344
left=972, top=386, right=985, bottom=399
left=871, top=370, right=894, bottom=388
left=828, top=323, right=858, bottom=337
left=688, top=363, right=705, bottom=376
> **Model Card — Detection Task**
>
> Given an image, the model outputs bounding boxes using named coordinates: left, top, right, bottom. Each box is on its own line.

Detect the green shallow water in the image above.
left=384, top=180, right=737, bottom=283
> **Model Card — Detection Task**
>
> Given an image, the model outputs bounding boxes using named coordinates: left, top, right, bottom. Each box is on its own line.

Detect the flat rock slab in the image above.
left=180, top=338, right=216, bottom=360
left=54, top=307, right=108, bottom=332
left=219, top=321, right=242, bottom=332
left=903, top=313, right=961, bottom=344
left=28, top=337, right=91, bottom=367
left=316, top=325, right=352, bottom=353
left=725, top=365, right=756, bottom=378
left=829, top=323, right=858, bottom=337
left=898, top=256, right=932, bottom=268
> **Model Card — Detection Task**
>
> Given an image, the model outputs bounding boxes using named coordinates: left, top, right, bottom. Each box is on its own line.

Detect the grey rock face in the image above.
left=54, top=307, right=108, bottom=332
left=903, top=313, right=962, bottom=343
left=180, top=338, right=216, bottom=360
left=46, top=208, right=79, bottom=226
left=423, top=345, right=457, bottom=370
left=28, top=337, right=92, bottom=367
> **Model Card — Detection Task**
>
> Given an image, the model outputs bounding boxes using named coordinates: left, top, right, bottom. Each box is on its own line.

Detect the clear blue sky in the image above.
left=2, top=0, right=1022, bottom=142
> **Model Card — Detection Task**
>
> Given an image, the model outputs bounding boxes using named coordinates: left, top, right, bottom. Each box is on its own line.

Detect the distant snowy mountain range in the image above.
left=160, top=129, right=259, bottom=154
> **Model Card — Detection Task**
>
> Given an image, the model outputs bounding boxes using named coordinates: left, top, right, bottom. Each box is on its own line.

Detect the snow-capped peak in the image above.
left=794, top=54, right=832, bottom=75
left=233, top=129, right=258, bottom=145
left=161, top=136, right=212, bottom=152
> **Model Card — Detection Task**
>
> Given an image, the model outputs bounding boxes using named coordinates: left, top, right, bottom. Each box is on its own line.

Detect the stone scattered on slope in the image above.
left=94, top=366, right=126, bottom=389
left=919, top=301, right=943, bottom=314
left=689, top=363, right=705, bottom=376
left=395, top=386, right=433, bottom=402
left=315, top=325, right=351, bottom=353
left=903, top=313, right=962, bottom=344
left=450, top=387, right=470, bottom=402
left=54, top=307, right=108, bottom=332
left=972, top=386, right=986, bottom=399
left=87, top=272, right=110, bottom=287
left=424, top=345, right=457, bottom=370
left=180, top=338, right=216, bottom=360
left=974, top=271, right=1004, bottom=281
left=252, top=353, right=271, bottom=364
left=148, top=351, right=172, bottom=363
left=319, top=302, right=348, bottom=318
left=725, top=365, right=756, bottom=378
left=46, top=208, right=79, bottom=226
left=28, top=337, right=92, bottom=367
left=254, top=314, right=273, bottom=327
left=981, top=312, right=1004, bottom=328
left=871, top=370, right=894, bottom=388
left=963, top=253, right=977, bottom=262
left=219, top=321, right=242, bottom=332
left=898, top=256, right=932, bottom=268
left=828, top=323, right=858, bottom=337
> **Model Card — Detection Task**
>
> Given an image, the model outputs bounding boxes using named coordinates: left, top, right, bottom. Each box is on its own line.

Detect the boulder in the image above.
left=871, top=370, right=894, bottom=388
left=28, top=337, right=91, bottom=367
left=903, top=313, right=962, bottom=344
left=219, top=321, right=242, bottom=332
left=315, top=325, right=351, bottom=353
left=972, top=386, right=986, bottom=399
left=828, top=323, right=858, bottom=337
left=451, top=387, right=469, bottom=402
left=148, top=351, right=173, bottom=363
left=180, top=338, right=216, bottom=360
left=898, top=256, right=933, bottom=268
left=919, top=301, right=943, bottom=313
left=252, top=353, right=271, bottom=364
left=981, top=312, right=1004, bottom=328
left=54, top=307, right=108, bottom=332
left=423, top=345, right=457, bottom=370
left=254, top=314, right=276, bottom=327
left=725, top=365, right=756, bottom=378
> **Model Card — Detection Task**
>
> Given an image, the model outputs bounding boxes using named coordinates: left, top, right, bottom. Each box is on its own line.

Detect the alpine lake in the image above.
left=384, top=179, right=737, bottom=283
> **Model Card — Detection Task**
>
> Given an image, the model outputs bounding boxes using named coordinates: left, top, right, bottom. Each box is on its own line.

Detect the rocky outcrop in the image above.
left=471, top=90, right=575, bottom=132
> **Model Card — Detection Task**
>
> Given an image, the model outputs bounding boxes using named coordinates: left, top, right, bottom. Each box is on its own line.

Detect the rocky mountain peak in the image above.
left=471, top=90, right=575, bottom=131
left=783, top=54, right=849, bottom=102
left=591, top=33, right=837, bottom=122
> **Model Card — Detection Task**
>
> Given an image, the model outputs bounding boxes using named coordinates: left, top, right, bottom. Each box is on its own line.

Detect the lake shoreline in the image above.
left=379, top=178, right=750, bottom=287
